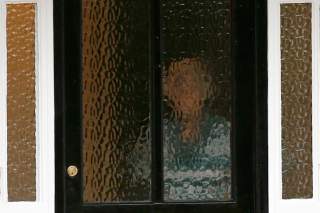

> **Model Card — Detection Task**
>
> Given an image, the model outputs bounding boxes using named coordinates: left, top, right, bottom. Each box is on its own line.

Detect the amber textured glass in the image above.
left=161, top=0, right=232, bottom=201
left=82, top=0, right=151, bottom=202
left=281, top=3, right=313, bottom=199
left=6, top=3, right=36, bottom=201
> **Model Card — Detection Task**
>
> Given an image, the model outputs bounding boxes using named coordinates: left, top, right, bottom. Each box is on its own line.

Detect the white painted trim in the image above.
left=0, top=1, right=54, bottom=213
left=279, top=0, right=314, bottom=3
left=0, top=1, right=7, bottom=204
left=0, top=202, right=51, bottom=213
left=311, top=0, right=320, bottom=202
left=37, top=1, right=55, bottom=210
left=268, top=1, right=281, bottom=212
left=3, top=0, right=37, bottom=3
left=268, top=0, right=320, bottom=212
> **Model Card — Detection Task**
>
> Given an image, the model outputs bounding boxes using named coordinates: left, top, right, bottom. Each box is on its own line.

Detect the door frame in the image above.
left=0, top=1, right=55, bottom=213
left=268, top=0, right=320, bottom=212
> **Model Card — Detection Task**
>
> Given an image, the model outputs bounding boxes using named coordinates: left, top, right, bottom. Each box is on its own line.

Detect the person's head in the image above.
left=164, top=57, right=213, bottom=117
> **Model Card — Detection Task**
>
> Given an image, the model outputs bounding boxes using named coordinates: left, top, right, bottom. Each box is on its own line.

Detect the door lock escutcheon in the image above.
left=67, top=165, right=78, bottom=177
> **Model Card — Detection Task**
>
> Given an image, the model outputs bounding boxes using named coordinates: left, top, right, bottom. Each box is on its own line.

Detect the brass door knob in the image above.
left=67, top=165, right=78, bottom=177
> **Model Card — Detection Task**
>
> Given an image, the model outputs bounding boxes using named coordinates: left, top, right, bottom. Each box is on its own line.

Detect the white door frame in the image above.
left=268, top=0, right=320, bottom=212
left=0, top=1, right=54, bottom=213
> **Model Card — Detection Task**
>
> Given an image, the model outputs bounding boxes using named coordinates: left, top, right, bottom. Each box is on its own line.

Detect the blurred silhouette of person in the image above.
left=164, top=57, right=213, bottom=143
left=163, top=57, right=231, bottom=201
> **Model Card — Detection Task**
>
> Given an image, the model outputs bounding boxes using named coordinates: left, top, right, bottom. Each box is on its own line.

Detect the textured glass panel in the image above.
left=281, top=3, right=313, bottom=199
left=161, top=0, right=232, bottom=201
left=82, top=0, right=151, bottom=202
left=7, top=3, right=36, bottom=201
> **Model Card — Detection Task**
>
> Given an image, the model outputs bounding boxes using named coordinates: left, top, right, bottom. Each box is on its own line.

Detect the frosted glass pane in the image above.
left=7, top=3, right=37, bottom=201
left=82, top=0, right=151, bottom=202
left=281, top=3, right=313, bottom=199
left=161, top=0, right=232, bottom=201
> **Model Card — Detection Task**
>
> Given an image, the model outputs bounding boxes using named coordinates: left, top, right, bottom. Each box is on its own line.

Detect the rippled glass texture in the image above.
left=281, top=3, right=313, bottom=199
left=82, top=0, right=151, bottom=202
left=7, top=3, right=37, bottom=202
left=161, top=0, right=232, bottom=201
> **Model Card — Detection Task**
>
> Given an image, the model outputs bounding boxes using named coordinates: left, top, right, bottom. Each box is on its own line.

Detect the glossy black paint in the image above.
left=151, top=0, right=163, bottom=203
left=54, top=0, right=65, bottom=212
left=54, top=0, right=268, bottom=212
left=254, top=0, right=268, bottom=212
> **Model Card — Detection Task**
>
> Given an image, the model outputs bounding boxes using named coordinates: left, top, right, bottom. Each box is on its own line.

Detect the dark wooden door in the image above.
left=54, top=0, right=268, bottom=213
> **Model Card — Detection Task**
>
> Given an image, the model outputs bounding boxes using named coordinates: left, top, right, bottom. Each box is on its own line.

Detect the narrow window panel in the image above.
left=82, top=0, right=151, bottom=202
left=161, top=0, right=232, bottom=201
left=281, top=3, right=313, bottom=199
left=7, top=3, right=37, bottom=201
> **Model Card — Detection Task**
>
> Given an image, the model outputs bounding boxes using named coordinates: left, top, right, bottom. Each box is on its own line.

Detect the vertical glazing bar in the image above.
left=6, top=3, right=37, bottom=201
left=151, top=0, right=162, bottom=202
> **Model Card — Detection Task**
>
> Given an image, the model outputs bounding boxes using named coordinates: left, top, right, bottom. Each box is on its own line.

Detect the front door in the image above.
left=54, top=0, right=264, bottom=212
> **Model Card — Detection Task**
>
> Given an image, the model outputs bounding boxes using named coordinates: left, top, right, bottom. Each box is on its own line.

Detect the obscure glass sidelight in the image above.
left=82, top=0, right=151, bottom=202
left=7, top=3, right=37, bottom=202
left=280, top=3, right=313, bottom=199
left=161, top=0, right=232, bottom=201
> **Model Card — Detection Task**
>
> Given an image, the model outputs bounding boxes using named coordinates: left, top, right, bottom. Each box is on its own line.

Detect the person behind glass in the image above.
left=162, top=57, right=232, bottom=201
left=163, top=57, right=213, bottom=143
